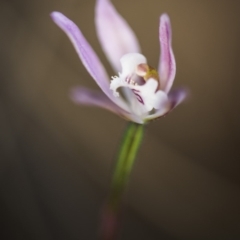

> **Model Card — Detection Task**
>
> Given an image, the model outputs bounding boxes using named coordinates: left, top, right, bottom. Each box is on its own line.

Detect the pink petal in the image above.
left=167, top=88, right=188, bottom=109
left=51, top=12, right=112, bottom=99
left=158, top=14, right=176, bottom=93
left=95, top=0, right=141, bottom=72
left=71, top=87, right=144, bottom=124
left=70, top=87, right=130, bottom=117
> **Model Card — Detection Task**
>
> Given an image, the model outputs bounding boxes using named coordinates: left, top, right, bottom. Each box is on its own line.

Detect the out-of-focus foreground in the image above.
left=0, top=0, right=240, bottom=239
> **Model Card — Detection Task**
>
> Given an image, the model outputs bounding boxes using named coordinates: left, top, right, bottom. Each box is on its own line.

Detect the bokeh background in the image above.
left=1, top=0, right=240, bottom=239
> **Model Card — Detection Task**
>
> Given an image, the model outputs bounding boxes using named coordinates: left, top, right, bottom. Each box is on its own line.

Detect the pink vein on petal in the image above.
left=158, top=14, right=176, bottom=93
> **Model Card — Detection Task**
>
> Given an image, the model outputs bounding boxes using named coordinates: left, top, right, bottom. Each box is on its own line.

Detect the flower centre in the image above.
left=110, top=53, right=160, bottom=97
left=110, top=53, right=166, bottom=115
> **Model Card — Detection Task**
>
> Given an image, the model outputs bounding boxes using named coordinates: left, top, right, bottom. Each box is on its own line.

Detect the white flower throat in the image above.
left=110, top=53, right=167, bottom=116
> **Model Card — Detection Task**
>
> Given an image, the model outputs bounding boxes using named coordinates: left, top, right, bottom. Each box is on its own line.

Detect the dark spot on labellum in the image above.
left=132, top=89, right=144, bottom=105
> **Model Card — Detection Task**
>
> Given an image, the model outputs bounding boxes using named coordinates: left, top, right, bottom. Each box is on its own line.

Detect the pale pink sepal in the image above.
left=51, top=12, right=112, bottom=99
left=71, top=87, right=144, bottom=123
left=95, top=0, right=141, bottom=72
left=71, top=87, right=129, bottom=116
left=158, top=14, right=176, bottom=93
left=167, top=88, right=188, bottom=109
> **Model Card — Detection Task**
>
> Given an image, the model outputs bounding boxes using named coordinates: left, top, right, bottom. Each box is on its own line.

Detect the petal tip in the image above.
left=69, top=87, right=80, bottom=104
left=168, top=87, right=189, bottom=108
left=50, top=11, right=62, bottom=20
left=50, top=11, right=68, bottom=26
left=159, top=13, right=172, bottom=38
left=95, top=0, right=111, bottom=13
left=160, top=13, right=170, bottom=23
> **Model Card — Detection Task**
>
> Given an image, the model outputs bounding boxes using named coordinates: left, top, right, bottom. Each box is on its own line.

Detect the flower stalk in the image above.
left=110, top=122, right=144, bottom=209
left=101, top=122, right=144, bottom=240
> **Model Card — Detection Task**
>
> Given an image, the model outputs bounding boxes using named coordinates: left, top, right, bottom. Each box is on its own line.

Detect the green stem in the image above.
left=100, top=122, right=144, bottom=240
left=109, top=122, right=144, bottom=210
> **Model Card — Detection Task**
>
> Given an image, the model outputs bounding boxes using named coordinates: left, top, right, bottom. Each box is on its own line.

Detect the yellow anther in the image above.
left=136, top=63, right=159, bottom=82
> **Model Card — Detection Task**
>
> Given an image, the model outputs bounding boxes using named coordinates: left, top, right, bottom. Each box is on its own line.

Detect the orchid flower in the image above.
left=51, top=0, right=186, bottom=124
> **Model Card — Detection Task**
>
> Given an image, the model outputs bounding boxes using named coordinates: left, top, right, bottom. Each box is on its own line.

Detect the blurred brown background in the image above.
left=1, top=0, right=240, bottom=239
